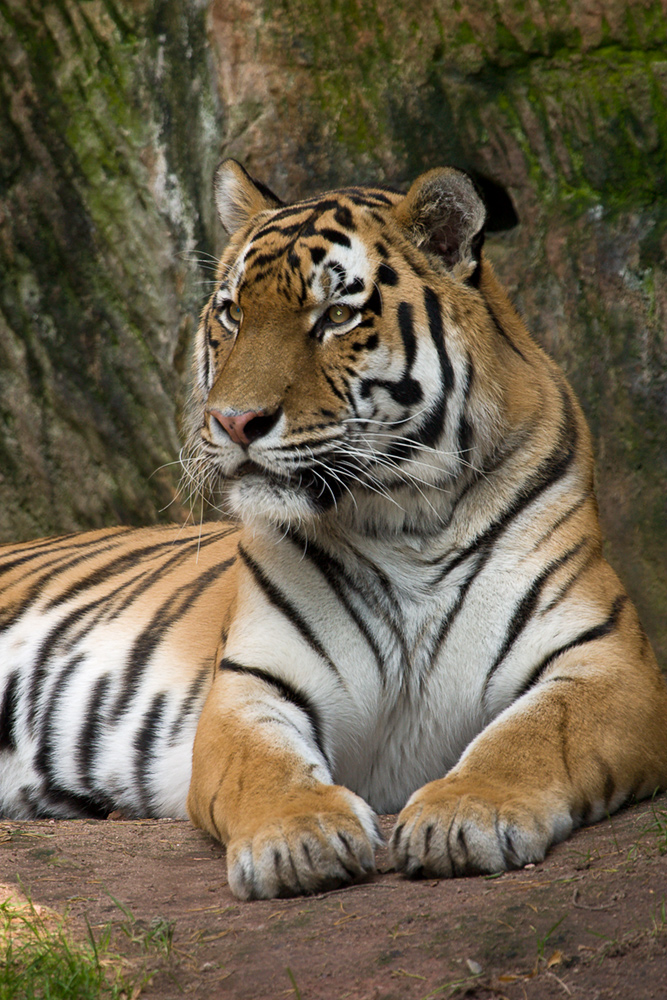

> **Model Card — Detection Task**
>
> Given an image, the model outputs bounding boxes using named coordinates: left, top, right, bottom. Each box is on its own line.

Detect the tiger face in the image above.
left=189, top=162, right=494, bottom=530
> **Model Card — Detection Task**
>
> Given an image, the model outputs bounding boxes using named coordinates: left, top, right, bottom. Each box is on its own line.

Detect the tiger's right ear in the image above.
left=394, top=168, right=486, bottom=282
left=214, top=159, right=283, bottom=235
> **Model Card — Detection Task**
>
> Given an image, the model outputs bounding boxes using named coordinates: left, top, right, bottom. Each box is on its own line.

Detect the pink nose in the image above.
left=208, top=409, right=274, bottom=447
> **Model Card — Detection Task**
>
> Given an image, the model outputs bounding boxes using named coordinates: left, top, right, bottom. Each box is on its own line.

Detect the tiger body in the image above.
left=0, top=524, right=236, bottom=820
left=1, top=162, right=666, bottom=899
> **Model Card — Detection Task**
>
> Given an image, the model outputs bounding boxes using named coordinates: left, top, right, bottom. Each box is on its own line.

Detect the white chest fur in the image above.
left=228, top=523, right=545, bottom=813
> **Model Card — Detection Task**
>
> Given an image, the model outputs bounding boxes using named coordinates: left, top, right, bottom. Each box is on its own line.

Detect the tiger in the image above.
left=1, top=160, right=666, bottom=902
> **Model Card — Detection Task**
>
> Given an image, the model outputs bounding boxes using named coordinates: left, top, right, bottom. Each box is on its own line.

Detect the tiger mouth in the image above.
left=229, top=458, right=342, bottom=505
left=232, top=460, right=292, bottom=483
left=231, top=460, right=311, bottom=492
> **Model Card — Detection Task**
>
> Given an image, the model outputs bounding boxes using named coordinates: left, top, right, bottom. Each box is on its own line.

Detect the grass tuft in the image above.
left=0, top=888, right=157, bottom=999
left=645, top=799, right=667, bottom=855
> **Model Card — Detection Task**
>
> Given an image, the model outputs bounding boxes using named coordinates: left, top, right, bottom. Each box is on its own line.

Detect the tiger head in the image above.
left=187, top=160, right=510, bottom=532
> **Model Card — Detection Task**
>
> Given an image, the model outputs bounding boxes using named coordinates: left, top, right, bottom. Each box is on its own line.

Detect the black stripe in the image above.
left=313, top=189, right=394, bottom=207
left=437, top=383, right=578, bottom=585
left=0, top=527, right=228, bottom=633
left=110, top=529, right=235, bottom=619
left=0, top=672, right=20, bottom=751
left=360, top=302, right=422, bottom=407
left=377, top=262, right=398, bottom=286
left=540, top=547, right=596, bottom=615
left=169, top=664, right=211, bottom=744
left=246, top=248, right=286, bottom=270
left=238, top=546, right=344, bottom=687
left=351, top=332, right=379, bottom=353
left=432, top=385, right=579, bottom=658
left=0, top=536, right=134, bottom=631
left=44, top=540, right=192, bottom=610
left=424, top=287, right=455, bottom=395
left=34, top=653, right=86, bottom=777
left=486, top=303, right=528, bottom=363
left=482, top=542, right=586, bottom=701
left=431, top=424, right=535, bottom=540
left=430, top=578, right=474, bottom=670
left=23, top=532, right=230, bottom=727
left=0, top=529, right=132, bottom=587
left=414, top=394, right=447, bottom=453
left=248, top=221, right=305, bottom=243
left=529, top=495, right=589, bottom=552
left=322, top=369, right=347, bottom=402
left=77, top=674, right=111, bottom=789
left=287, top=249, right=301, bottom=271
left=456, top=357, right=474, bottom=457
left=349, top=190, right=395, bottom=205
left=296, top=267, right=308, bottom=306
left=112, top=557, right=236, bottom=721
left=397, top=301, right=417, bottom=368
left=363, top=285, right=382, bottom=317
left=417, top=286, right=455, bottom=449
left=342, top=539, right=408, bottom=634
left=256, top=204, right=311, bottom=225
left=328, top=259, right=347, bottom=287
left=134, top=692, right=168, bottom=815
left=218, top=658, right=330, bottom=768
left=202, top=341, right=210, bottom=390
left=293, top=537, right=386, bottom=682
left=317, top=227, right=351, bottom=248
left=334, top=204, right=356, bottom=229
left=515, top=594, right=629, bottom=699
left=398, top=245, right=430, bottom=281
left=28, top=597, right=117, bottom=729
left=31, top=538, right=222, bottom=700
left=37, top=786, right=114, bottom=820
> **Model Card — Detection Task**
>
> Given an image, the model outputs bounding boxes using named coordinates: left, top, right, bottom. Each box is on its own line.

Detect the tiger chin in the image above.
left=1, top=161, right=667, bottom=902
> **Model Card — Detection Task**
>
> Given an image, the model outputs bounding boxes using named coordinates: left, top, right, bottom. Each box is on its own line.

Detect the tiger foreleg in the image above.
left=390, top=657, right=667, bottom=878
left=187, top=670, right=380, bottom=900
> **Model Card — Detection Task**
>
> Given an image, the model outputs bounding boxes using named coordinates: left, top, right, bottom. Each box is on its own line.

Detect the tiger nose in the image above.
left=208, top=408, right=280, bottom=447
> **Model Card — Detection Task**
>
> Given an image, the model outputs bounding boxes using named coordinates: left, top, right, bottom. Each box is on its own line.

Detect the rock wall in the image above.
left=0, top=0, right=223, bottom=539
left=1, top=0, right=665, bottom=662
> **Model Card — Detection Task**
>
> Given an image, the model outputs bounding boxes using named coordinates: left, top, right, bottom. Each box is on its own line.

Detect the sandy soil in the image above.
left=2, top=797, right=667, bottom=999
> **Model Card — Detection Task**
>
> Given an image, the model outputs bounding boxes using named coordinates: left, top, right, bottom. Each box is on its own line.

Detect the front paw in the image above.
left=226, top=786, right=382, bottom=900
left=390, top=777, right=571, bottom=879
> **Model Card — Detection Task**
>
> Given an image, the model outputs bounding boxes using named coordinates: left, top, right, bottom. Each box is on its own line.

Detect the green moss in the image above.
left=494, top=20, right=526, bottom=65
left=464, top=46, right=667, bottom=213
left=0, top=0, right=223, bottom=538
left=452, top=20, right=476, bottom=48
left=260, top=3, right=667, bottom=219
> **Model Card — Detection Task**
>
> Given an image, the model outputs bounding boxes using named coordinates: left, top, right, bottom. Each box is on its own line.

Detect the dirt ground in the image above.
left=2, top=796, right=667, bottom=999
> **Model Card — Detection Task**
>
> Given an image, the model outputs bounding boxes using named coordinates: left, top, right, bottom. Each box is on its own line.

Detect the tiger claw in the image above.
left=390, top=777, right=570, bottom=880
left=225, top=789, right=381, bottom=900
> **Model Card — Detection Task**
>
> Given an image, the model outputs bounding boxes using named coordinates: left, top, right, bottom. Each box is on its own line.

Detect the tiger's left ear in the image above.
left=394, top=168, right=486, bottom=282
left=214, top=159, right=283, bottom=235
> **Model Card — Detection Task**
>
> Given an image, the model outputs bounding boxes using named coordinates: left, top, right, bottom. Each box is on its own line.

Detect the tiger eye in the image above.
left=227, top=303, right=243, bottom=323
left=327, top=304, right=352, bottom=325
